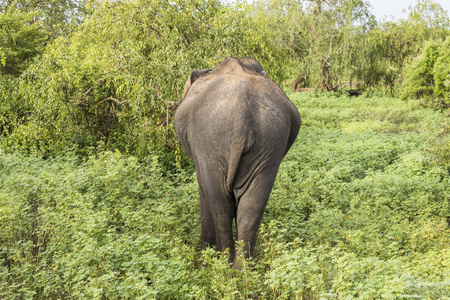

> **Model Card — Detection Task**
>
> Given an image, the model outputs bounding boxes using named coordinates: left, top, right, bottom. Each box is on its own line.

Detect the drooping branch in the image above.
left=94, top=96, right=129, bottom=118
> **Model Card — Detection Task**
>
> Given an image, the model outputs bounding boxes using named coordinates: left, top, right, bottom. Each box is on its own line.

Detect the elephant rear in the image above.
left=174, top=57, right=300, bottom=269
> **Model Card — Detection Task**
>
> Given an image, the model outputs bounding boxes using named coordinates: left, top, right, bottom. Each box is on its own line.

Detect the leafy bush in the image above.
left=0, top=76, right=31, bottom=142
left=1, top=93, right=450, bottom=299
left=433, top=36, right=450, bottom=103
left=0, top=6, right=46, bottom=76
left=402, top=37, right=450, bottom=108
left=0, top=150, right=201, bottom=298
left=427, top=110, right=450, bottom=171
left=0, top=0, right=292, bottom=167
left=401, top=41, right=440, bottom=100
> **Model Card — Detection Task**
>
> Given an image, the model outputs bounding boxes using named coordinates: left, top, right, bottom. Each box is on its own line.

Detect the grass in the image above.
left=1, top=91, right=449, bottom=299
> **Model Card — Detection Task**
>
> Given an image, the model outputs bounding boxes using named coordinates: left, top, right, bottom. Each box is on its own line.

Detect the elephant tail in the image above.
left=226, top=142, right=245, bottom=194
left=227, top=147, right=242, bottom=193
left=227, top=129, right=255, bottom=193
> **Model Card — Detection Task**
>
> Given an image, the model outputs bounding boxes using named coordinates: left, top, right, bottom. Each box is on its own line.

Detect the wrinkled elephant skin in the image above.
left=174, top=57, right=301, bottom=269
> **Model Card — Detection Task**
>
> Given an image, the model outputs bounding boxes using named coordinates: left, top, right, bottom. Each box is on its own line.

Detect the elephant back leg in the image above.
left=196, top=170, right=216, bottom=247
left=233, top=159, right=282, bottom=269
left=195, top=161, right=236, bottom=257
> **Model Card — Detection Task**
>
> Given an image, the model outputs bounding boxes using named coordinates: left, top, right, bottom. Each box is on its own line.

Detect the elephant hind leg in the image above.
left=198, top=180, right=216, bottom=248
left=233, top=162, right=280, bottom=269
left=196, top=163, right=236, bottom=257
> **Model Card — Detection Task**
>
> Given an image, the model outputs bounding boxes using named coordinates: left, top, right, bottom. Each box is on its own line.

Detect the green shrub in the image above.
left=401, top=40, right=440, bottom=100
left=0, top=151, right=200, bottom=298
left=1, top=0, right=293, bottom=167
left=1, top=93, right=450, bottom=298
left=402, top=37, right=450, bottom=108
left=427, top=110, right=450, bottom=171
left=433, top=36, right=450, bottom=104
left=0, top=6, right=46, bottom=76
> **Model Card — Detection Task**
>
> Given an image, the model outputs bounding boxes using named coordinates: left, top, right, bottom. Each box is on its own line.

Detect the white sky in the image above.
left=369, top=0, right=450, bottom=20
left=232, top=0, right=450, bottom=21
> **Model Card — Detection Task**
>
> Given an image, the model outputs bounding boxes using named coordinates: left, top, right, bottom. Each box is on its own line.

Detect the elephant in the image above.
left=174, top=57, right=301, bottom=269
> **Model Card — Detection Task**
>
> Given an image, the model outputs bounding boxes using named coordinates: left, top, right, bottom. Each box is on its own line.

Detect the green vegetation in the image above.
left=1, top=92, right=449, bottom=299
left=402, top=37, right=450, bottom=107
left=0, top=0, right=449, bottom=162
left=0, top=5, right=46, bottom=76
left=0, top=0, right=291, bottom=164
left=1, top=0, right=450, bottom=298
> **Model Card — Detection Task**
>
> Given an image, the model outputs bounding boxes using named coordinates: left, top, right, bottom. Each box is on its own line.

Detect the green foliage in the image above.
left=1, top=0, right=86, bottom=37
left=2, top=0, right=449, bottom=161
left=1, top=0, right=450, bottom=296
left=254, top=0, right=375, bottom=88
left=268, top=246, right=450, bottom=299
left=1, top=93, right=450, bottom=298
left=433, top=36, right=450, bottom=103
left=427, top=110, right=450, bottom=170
left=407, top=0, right=450, bottom=35
left=354, top=20, right=422, bottom=90
left=255, top=0, right=449, bottom=93
left=350, top=0, right=449, bottom=92
left=1, top=0, right=291, bottom=167
left=0, top=150, right=201, bottom=298
left=402, top=37, right=450, bottom=107
left=0, top=5, right=46, bottom=76
left=401, top=40, right=441, bottom=100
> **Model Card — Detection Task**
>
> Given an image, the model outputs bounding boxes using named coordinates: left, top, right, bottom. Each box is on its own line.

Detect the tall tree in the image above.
left=2, top=0, right=290, bottom=162
left=363, top=0, right=450, bottom=91
left=253, top=0, right=375, bottom=90
left=0, top=2, right=46, bottom=75
left=1, top=0, right=86, bottom=37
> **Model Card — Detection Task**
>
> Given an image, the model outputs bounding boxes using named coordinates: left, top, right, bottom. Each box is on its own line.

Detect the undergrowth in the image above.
left=1, top=92, right=449, bottom=299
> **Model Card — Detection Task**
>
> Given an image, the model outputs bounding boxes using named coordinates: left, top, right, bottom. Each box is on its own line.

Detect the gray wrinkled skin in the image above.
left=174, top=57, right=301, bottom=269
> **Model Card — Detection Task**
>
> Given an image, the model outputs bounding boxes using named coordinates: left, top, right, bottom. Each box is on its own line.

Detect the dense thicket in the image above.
left=0, top=0, right=293, bottom=165
left=0, top=0, right=449, bottom=162
left=1, top=0, right=450, bottom=297
left=1, top=93, right=449, bottom=298
left=402, top=36, right=450, bottom=107
left=253, top=0, right=449, bottom=91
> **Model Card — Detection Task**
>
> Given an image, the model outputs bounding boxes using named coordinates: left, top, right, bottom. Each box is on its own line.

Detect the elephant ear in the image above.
left=182, top=68, right=211, bottom=99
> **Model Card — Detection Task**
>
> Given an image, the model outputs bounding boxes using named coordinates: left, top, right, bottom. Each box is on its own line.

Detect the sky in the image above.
left=232, top=0, right=450, bottom=21
left=369, top=0, right=450, bottom=20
